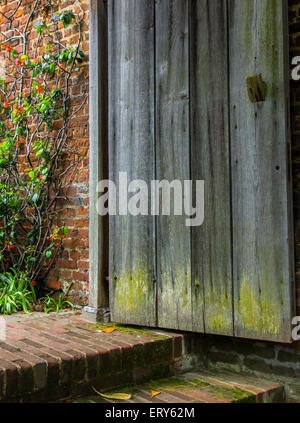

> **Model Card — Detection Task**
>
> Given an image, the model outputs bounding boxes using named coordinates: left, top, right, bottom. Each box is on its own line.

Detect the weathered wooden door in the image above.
left=108, top=0, right=295, bottom=342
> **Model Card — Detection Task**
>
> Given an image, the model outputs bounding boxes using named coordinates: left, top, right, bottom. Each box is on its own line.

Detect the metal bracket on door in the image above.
left=246, top=73, right=267, bottom=103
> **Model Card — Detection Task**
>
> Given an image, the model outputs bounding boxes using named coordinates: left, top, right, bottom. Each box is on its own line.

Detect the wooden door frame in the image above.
left=83, top=0, right=109, bottom=322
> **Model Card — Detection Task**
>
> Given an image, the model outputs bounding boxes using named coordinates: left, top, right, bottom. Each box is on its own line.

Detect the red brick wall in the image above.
left=46, top=0, right=90, bottom=305
left=0, top=0, right=90, bottom=305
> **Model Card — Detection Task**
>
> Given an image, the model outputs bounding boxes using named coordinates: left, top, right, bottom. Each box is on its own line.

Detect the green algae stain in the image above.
left=159, top=263, right=192, bottom=329
left=237, top=0, right=281, bottom=100
left=211, top=386, right=253, bottom=402
left=113, top=265, right=152, bottom=318
left=236, top=278, right=281, bottom=336
left=177, top=267, right=190, bottom=310
left=205, top=287, right=232, bottom=333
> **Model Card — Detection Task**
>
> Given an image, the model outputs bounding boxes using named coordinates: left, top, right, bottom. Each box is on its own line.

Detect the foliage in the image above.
left=0, top=270, right=74, bottom=314
left=0, top=270, right=36, bottom=314
left=39, top=282, right=74, bottom=313
left=0, top=0, right=87, bottom=299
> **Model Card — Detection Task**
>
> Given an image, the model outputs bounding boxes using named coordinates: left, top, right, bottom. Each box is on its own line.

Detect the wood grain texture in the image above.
left=89, top=0, right=109, bottom=311
left=155, top=0, right=192, bottom=330
left=229, top=0, right=295, bottom=342
left=108, top=0, right=156, bottom=326
left=107, top=0, right=294, bottom=341
left=190, top=0, right=233, bottom=335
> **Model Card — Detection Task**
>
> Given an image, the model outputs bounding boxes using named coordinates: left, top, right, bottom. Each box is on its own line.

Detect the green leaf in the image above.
left=49, top=63, right=55, bottom=75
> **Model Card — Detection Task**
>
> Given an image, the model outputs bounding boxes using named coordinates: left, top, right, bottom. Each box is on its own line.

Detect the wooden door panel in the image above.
left=108, top=0, right=295, bottom=341
left=229, top=0, right=294, bottom=341
left=156, top=0, right=192, bottom=330
left=190, top=0, right=233, bottom=335
left=108, top=0, right=156, bottom=325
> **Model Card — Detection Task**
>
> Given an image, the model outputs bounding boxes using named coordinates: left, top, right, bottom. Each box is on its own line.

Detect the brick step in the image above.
left=72, top=369, right=285, bottom=404
left=0, top=312, right=189, bottom=403
left=0, top=312, right=285, bottom=403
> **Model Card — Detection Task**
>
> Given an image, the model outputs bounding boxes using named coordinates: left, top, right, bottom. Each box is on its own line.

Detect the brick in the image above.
left=0, top=311, right=177, bottom=401
left=73, top=218, right=89, bottom=228
left=173, top=335, right=183, bottom=358
left=273, top=364, right=297, bottom=379
left=73, top=271, right=89, bottom=281
left=78, top=229, right=89, bottom=238
left=243, top=358, right=273, bottom=374
left=152, top=338, right=173, bottom=362
left=209, top=350, right=241, bottom=366
left=100, top=348, right=122, bottom=374
left=251, top=343, right=276, bottom=360
left=46, top=280, right=61, bottom=290
left=64, top=350, right=87, bottom=383
left=78, top=260, right=89, bottom=270
left=14, top=359, right=34, bottom=394
left=0, top=359, right=19, bottom=399
left=277, top=349, right=300, bottom=362
left=56, top=260, right=77, bottom=269
left=32, top=362, right=47, bottom=390
left=45, top=356, right=61, bottom=387
left=86, top=351, right=99, bottom=381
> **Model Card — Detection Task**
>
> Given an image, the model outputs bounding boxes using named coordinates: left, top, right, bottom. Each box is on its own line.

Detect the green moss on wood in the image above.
left=113, top=264, right=153, bottom=318
left=236, top=277, right=281, bottom=336
left=205, top=287, right=232, bottom=332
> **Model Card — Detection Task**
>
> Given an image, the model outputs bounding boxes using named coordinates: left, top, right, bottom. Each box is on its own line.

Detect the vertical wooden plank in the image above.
left=88, top=0, right=109, bottom=316
left=156, top=0, right=192, bottom=330
left=108, top=0, right=156, bottom=326
left=190, top=0, right=233, bottom=335
left=229, top=0, right=295, bottom=341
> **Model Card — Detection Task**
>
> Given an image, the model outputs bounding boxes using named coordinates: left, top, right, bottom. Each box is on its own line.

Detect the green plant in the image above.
left=0, top=1, right=87, bottom=290
left=39, top=282, right=74, bottom=313
left=0, top=270, right=36, bottom=314
left=39, top=294, right=74, bottom=313
left=58, top=10, right=76, bottom=28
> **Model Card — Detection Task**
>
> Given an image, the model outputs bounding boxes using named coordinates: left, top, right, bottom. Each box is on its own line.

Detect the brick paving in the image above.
left=0, top=312, right=285, bottom=403
left=73, top=370, right=284, bottom=404
left=0, top=311, right=184, bottom=402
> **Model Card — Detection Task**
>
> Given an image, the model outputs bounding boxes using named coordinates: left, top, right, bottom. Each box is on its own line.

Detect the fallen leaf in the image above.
left=151, top=390, right=161, bottom=398
left=102, top=327, right=116, bottom=333
left=93, top=387, right=131, bottom=400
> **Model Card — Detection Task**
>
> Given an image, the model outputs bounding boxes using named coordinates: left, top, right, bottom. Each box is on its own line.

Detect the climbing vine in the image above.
left=0, top=0, right=87, bottom=288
